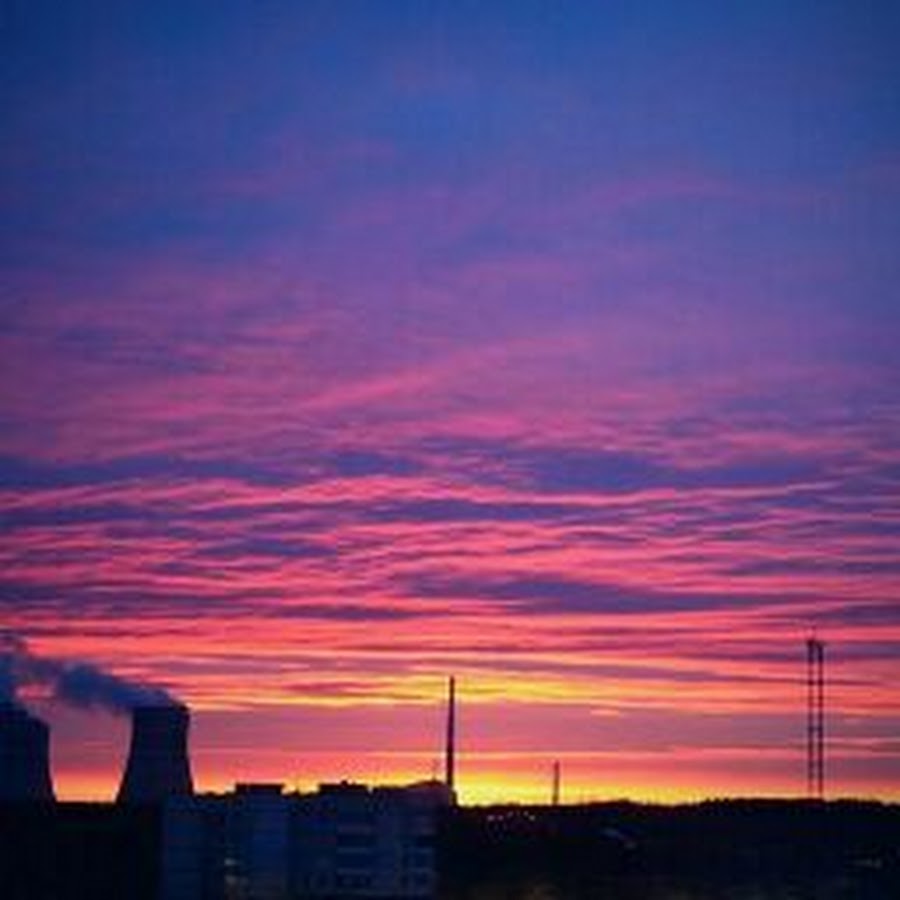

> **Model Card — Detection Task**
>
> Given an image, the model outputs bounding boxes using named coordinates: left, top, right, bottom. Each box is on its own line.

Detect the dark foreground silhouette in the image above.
left=439, top=800, right=900, bottom=900
left=1, top=797, right=897, bottom=899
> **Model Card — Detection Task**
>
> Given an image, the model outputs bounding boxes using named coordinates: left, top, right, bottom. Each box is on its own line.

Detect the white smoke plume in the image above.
left=0, top=631, right=174, bottom=714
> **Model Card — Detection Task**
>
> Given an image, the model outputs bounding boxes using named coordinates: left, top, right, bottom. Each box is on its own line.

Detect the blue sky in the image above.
left=2, top=0, right=898, bottom=801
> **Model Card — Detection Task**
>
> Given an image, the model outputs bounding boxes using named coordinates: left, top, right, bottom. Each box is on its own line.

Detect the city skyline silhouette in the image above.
left=1, top=0, right=897, bottom=807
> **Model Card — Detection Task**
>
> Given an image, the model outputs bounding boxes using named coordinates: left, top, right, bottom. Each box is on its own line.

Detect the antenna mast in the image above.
left=445, top=676, right=456, bottom=798
left=806, top=636, right=825, bottom=800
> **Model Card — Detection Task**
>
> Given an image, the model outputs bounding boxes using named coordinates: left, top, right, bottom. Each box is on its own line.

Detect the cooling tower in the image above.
left=117, top=704, right=194, bottom=803
left=0, top=702, right=55, bottom=802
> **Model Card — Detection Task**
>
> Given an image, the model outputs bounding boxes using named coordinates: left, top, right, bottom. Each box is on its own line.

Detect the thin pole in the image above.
left=445, top=676, right=456, bottom=796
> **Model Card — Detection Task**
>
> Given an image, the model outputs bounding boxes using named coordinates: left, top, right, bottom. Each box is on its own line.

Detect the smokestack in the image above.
left=117, top=704, right=194, bottom=803
left=0, top=702, right=55, bottom=802
left=444, top=676, right=456, bottom=799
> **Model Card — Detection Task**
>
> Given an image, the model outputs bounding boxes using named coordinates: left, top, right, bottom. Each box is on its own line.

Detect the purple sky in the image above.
left=2, top=0, right=898, bottom=802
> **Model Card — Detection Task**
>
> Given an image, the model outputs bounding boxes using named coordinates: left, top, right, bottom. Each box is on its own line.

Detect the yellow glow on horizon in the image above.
left=52, top=752, right=900, bottom=806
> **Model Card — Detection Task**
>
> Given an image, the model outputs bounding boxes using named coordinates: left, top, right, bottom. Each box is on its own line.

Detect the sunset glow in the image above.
left=2, top=1, right=898, bottom=805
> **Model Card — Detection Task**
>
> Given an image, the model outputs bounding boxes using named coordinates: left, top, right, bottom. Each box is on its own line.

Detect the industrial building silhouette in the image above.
left=0, top=702, right=55, bottom=803
left=2, top=673, right=898, bottom=900
left=119, top=704, right=195, bottom=803
left=0, top=680, right=458, bottom=900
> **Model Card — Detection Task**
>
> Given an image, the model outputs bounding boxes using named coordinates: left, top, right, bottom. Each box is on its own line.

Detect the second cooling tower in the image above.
left=117, top=704, right=194, bottom=803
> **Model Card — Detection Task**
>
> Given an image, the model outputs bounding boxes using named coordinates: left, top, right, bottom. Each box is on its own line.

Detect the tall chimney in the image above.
left=117, top=704, right=194, bottom=803
left=444, top=676, right=456, bottom=799
left=0, top=702, right=55, bottom=802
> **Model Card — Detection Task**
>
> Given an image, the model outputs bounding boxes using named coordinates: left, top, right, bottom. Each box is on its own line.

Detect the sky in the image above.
left=1, top=0, right=898, bottom=804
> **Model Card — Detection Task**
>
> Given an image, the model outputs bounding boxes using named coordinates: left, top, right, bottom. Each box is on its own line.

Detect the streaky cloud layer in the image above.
left=1, top=0, right=898, bottom=801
